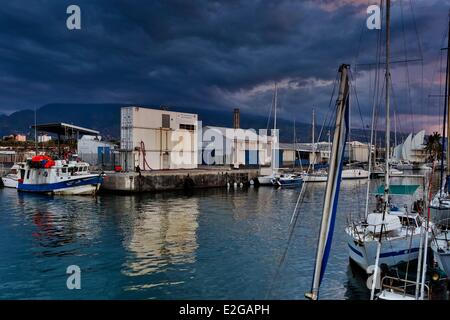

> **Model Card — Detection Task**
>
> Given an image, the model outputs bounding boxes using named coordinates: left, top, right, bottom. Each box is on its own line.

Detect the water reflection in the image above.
left=119, top=195, right=200, bottom=277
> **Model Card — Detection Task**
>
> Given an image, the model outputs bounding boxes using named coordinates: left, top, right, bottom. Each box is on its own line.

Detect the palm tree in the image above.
left=425, top=131, right=442, bottom=161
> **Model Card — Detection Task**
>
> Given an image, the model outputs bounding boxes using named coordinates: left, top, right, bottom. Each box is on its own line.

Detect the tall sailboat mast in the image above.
left=272, top=83, right=278, bottom=172
left=440, top=13, right=450, bottom=196
left=306, top=64, right=350, bottom=300
left=371, top=0, right=391, bottom=300
left=384, top=0, right=391, bottom=205
left=446, top=14, right=450, bottom=177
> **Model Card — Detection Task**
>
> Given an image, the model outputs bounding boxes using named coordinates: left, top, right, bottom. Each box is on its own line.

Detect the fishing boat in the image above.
left=17, top=155, right=103, bottom=195
left=257, top=84, right=280, bottom=185
left=1, top=162, right=25, bottom=188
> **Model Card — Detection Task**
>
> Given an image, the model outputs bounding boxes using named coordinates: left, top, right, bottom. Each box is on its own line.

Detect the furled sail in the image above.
left=305, top=64, right=350, bottom=300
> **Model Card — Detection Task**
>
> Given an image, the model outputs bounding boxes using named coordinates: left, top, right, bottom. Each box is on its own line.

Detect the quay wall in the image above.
left=101, top=168, right=260, bottom=193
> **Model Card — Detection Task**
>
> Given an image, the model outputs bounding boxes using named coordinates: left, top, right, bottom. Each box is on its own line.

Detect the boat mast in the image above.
left=34, top=106, right=38, bottom=155
left=312, top=108, right=316, bottom=166
left=440, top=13, right=450, bottom=195
left=306, top=64, right=350, bottom=300
left=446, top=13, right=450, bottom=178
left=371, top=0, right=390, bottom=300
left=384, top=0, right=391, bottom=206
left=272, top=83, right=278, bottom=172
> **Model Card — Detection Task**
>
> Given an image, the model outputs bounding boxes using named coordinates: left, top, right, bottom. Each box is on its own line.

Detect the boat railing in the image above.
left=380, top=275, right=430, bottom=300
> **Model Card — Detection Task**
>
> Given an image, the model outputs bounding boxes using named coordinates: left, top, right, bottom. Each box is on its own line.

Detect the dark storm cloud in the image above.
left=0, top=0, right=449, bottom=132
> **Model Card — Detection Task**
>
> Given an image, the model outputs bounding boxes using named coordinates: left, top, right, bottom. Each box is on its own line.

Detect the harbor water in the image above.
left=0, top=175, right=429, bottom=299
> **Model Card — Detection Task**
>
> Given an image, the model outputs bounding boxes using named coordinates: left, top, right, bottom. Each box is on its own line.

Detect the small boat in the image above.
left=301, top=170, right=328, bottom=183
left=272, top=174, right=303, bottom=187
left=419, top=164, right=432, bottom=170
left=302, top=168, right=369, bottom=182
left=377, top=168, right=404, bottom=177
left=341, top=168, right=369, bottom=180
left=1, top=163, right=25, bottom=188
left=393, top=160, right=413, bottom=170
left=257, top=173, right=280, bottom=185
left=18, top=155, right=103, bottom=195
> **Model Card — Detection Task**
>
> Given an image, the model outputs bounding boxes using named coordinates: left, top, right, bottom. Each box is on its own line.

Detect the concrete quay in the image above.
left=100, top=167, right=260, bottom=193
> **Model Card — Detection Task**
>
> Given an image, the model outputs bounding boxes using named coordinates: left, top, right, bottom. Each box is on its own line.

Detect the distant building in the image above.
left=77, top=135, right=117, bottom=166
left=2, top=134, right=26, bottom=142
left=120, top=106, right=198, bottom=171
left=38, top=134, right=52, bottom=143
left=201, top=126, right=272, bottom=168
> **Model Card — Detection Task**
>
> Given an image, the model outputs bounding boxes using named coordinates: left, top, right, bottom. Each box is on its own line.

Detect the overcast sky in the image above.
left=1, top=0, right=449, bottom=133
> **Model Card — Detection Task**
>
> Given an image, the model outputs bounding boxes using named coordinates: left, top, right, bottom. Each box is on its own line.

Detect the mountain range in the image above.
left=0, top=103, right=382, bottom=143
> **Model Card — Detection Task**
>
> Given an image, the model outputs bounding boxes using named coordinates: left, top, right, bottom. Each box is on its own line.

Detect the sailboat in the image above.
left=345, top=0, right=425, bottom=273
left=430, top=13, right=450, bottom=278
left=306, top=63, right=351, bottom=300
left=257, top=84, right=280, bottom=185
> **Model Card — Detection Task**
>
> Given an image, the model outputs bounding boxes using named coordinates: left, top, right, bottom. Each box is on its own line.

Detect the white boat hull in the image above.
left=346, top=230, right=422, bottom=271
left=342, top=169, right=369, bottom=180
left=302, top=174, right=327, bottom=182
left=257, top=174, right=278, bottom=185
left=1, top=176, right=18, bottom=188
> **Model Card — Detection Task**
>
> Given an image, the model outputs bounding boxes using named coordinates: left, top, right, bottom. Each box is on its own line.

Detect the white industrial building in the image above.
left=201, top=126, right=273, bottom=167
left=38, top=134, right=52, bottom=143
left=120, top=106, right=198, bottom=171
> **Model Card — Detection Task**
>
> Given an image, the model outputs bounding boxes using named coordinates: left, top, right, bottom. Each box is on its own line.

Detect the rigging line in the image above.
left=265, top=84, right=276, bottom=131
left=400, top=0, right=415, bottom=135
left=364, top=25, right=383, bottom=219
left=390, top=80, right=404, bottom=135
left=348, top=69, right=369, bottom=143
left=306, top=73, right=339, bottom=174
left=408, top=0, right=425, bottom=130
left=265, top=182, right=309, bottom=298
left=352, top=0, right=373, bottom=67
left=266, top=68, right=341, bottom=298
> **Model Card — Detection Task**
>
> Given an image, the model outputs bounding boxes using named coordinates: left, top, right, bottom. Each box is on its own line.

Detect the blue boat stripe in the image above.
left=379, top=247, right=420, bottom=258
left=348, top=243, right=364, bottom=257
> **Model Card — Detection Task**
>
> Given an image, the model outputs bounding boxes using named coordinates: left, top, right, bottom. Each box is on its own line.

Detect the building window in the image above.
left=179, top=124, right=195, bottom=131
left=162, top=114, right=171, bottom=128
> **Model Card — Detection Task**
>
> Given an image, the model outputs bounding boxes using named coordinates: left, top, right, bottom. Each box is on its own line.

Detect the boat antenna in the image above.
left=34, top=106, right=38, bottom=155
